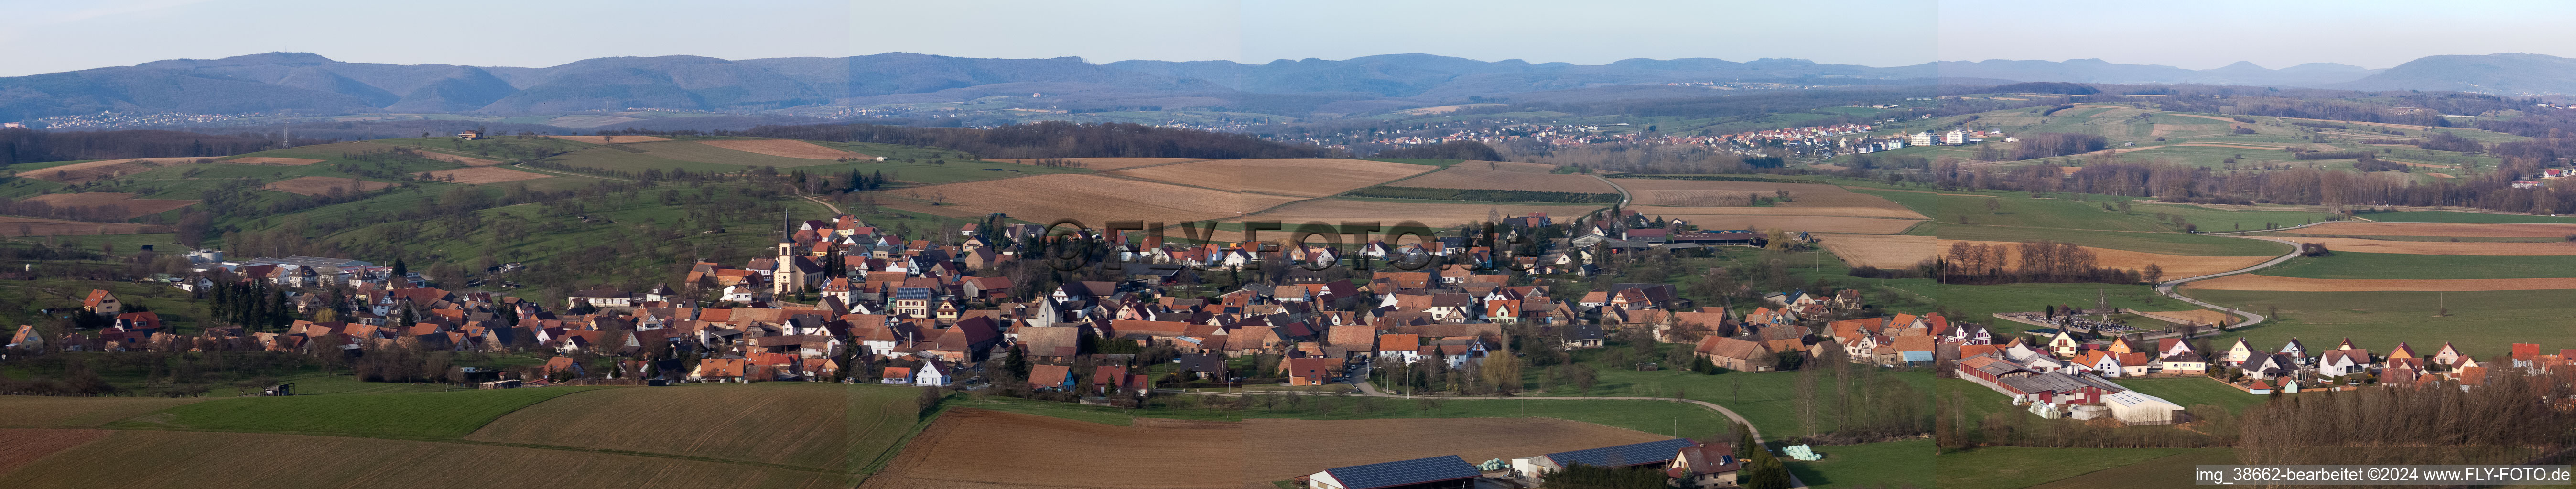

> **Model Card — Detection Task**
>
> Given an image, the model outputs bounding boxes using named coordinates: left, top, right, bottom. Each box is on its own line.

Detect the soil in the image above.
left=2187, top=275, right=2576, bottom=292
left=1391, top=166, right=1615, bottom=193
left=2295, top=222, right=2576, bottom=239
left=1108, top=159, right=1432, bottom=198
left=696, top=139, right=872, bottom=160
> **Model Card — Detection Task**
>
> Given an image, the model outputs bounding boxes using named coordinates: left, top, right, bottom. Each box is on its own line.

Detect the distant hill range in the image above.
left=10, top=51, right=2573, bottom=123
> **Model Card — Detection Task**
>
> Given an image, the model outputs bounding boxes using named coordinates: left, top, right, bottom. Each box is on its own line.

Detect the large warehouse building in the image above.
left=1307, top=455, right=1480, bottom=489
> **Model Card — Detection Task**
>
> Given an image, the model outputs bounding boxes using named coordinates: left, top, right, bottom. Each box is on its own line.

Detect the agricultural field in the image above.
left=422, top=166, right=551, bottom=184
left=2256, top=251, right=2576, bottom=280
left=2024, top=449, right=2241, bottom=489
left=1518, top=353, right=1934, bottom=437
left=0, top=429, right=108, bottom=474
left=862, top=408, right=1676, bottom=489
left=888, top=173, right=1304, bottom=227
left=2248, top=236, right=2576, bottom=255
left=2115, top=377, right=2265, bottom=413
left=1241, top=198, right=1604, bottom=231
left=2185, top=288, right=2576, bottom=358
left=0, top=430, right=848, bottom=489
left=1613, top=178, right=1916, bottom=211
left=1105, top=158, right=1431, bottom=197
left=541, top=135, right=671, bottom=143
left=2351, top=210, right=2576, bottom=223
left=108, top=386, right=608, bottom=438
left=2293, top=222, right=2576, bottom=238
left=261, top=176, right=400, bottom=196
left=223, top=157, right=325, bottom=165
left=1785, top=439, right=1935, bottom=489
left=1928, top=225, right=2290, bottom=257
left=0, top=216, right=168, bottom=236
left=23, top=192, right=196, bottom=217
left=2190, top=274, right=2576, bottom=291
left=1937, top=447, right=2225, bottom=489
left=0, top=396, right=208, bottom=428
left=1020, top=157, right=1209, bottom=170
left=624, top=140, right=855, bottom=169
left=467, top=383, right=921, bottom=471
left=15, top=157, right=206, bottom=183
left=1822, top=234, right=2270, bottom=277
left=696, top=138, right=874, bottom=160
left=1387, top=166, right=1616, bottom=193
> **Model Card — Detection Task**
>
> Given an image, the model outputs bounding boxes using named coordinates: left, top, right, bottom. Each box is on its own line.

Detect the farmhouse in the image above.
left=1307, top=455, right=1480, bottom=489
left=1667, top=442, right=1743, bottom=489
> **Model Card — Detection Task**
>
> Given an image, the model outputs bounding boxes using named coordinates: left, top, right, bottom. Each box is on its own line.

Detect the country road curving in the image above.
left=1349, top=378, right=1808, bottom=488
left=2152, top=221, right=2335, bottom=330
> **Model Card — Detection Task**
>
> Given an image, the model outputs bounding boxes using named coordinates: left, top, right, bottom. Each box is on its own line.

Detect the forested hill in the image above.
left=0, top=128, right=340, bottom=166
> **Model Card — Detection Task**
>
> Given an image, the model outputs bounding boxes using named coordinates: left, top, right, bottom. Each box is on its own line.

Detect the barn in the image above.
left=1307, top=455, right=1480, bottom=489
left=1513, top=438, right=1699, bottom=485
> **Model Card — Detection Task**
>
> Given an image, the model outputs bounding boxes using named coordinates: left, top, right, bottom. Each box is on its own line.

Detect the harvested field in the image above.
left=1039, top=158, right=1210, bottom=170
left=2296, top=222, right=2576, bottom=238
left=262, top=176, right=398, bottom=196
left=1815, top=235, right=2271, bottom=276
left=862, top=409, right=1666, bottom=489
left=0, top=429, right=107, bottom=474
left=468, top=383, right=917, bottom=470
left=540, top=135, right=671, bottom=144
left=424, top=166, right=550, bottom=184
left=1389, top=166, right=1614, bottom=193
left=1108, top=158, right=1430, bottom=197
left=2187, top=275, right=2576, bottom=292
left=225, top=157, right=324, bottom=165
left=2135, top=309, right=2235, bottom=326
left=0, top=430, right=847, bottom=489
left=414, top=151, right=505, bottom=166
left=890, top=173, right=1304, bottom=226
left=1627, top=204, right=1927, bottom=220
left=2268, top=237, right=2576, bottom=255
left=2175, top=142, right=2287, bottom=150
left=22, top=192, right=198, bottom=218
left=1696, top=215, right=1923, bottom=234
left=18, top=157, right=205, bottom=183
left=1817, top=234, right=1939, bottom=268
left=697, top=139, right=873, bottom=160
left=1244, top=199, right=1601, bottom=232
left=0, top=396, right=206, bottom=427
left=0, top=217, right=168, bottom=236
left=1609, top=179, right=1912, bottom=210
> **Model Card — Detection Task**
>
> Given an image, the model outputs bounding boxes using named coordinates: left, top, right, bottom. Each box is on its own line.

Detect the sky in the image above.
left=4, top=0, right=2574, bottom=76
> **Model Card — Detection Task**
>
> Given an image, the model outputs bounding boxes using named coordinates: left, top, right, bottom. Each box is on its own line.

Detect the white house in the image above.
left=915, top=362, right=950, bottom=386
left=2317, top=350, right=2369, bottom=377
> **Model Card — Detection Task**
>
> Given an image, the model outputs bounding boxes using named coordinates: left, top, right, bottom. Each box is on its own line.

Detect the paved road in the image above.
left=1592, top=174, right=1631, bottom=207
left=2151, top=221, right=2335, bottom=330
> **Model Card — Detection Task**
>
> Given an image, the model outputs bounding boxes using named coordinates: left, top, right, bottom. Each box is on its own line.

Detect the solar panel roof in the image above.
left=1544, top=438, right=1695, bottom=468
left=1324, top=455, right=1479, bottom=489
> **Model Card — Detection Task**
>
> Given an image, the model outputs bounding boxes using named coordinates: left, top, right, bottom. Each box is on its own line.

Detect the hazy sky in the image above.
left=6, top=0, right=2575, bottom=76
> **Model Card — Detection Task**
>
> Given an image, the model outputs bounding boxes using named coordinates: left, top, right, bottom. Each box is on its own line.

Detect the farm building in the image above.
left=1307, top=455, right=1480, bottom=489
left=1667, top=442, right=1742, bottom=489
left=1511, top=438, right=1698, bottom=485
left=2104, top=391, right=2184, bottom=425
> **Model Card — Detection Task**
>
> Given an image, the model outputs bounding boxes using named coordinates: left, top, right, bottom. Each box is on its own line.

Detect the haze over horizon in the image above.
left=11, top=0, right=2576, bottom=77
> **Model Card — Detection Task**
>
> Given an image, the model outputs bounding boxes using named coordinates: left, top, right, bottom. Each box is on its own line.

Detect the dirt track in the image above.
left=2187, top=274, right=2576, bottom=292
left=861, top=409, right=1666, bottom=489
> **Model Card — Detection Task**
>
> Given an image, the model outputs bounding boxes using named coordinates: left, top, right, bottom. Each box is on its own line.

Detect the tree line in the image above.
left=0, top=128, right=338, bottom=165
left=728, top=121, right=1334, bottom=159
left=1374, top=140, right=1503, bottom=160
left=1937, top=241, right=2151, bottom=286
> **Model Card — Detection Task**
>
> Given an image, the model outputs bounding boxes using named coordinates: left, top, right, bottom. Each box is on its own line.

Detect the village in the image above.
left=3, top=203, right=1968, bottom=489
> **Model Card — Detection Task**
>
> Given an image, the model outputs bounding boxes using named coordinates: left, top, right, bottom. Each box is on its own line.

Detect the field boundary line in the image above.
left=2151, top=221, right=2333, bottom=330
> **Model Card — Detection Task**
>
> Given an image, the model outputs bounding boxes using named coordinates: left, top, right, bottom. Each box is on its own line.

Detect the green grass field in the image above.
left=467, top=383, right=920, bottom=471
left=2256, top=251, right=2576, bottom=279
left=1892, top=281, right=2187, bottom=332
left=2115, top=377, right=2264, bottom=413
left=1518, top=355, right=1934, bottom=437
left=1938, top=447, right=2228, bottom=489
left=1786, top=438, right=1934, bottom=489
left=2026, top=448, right=2240, bottom=489
left=109, top=386, right=611, bottom=438
left=2185, top=288, right=2576, bottom=358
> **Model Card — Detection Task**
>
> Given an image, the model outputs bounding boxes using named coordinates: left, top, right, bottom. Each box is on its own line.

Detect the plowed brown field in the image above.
left=1608, top=179, right=1910, bottom=210
left=1460, top=160, right=1561, bottom=173
left=2296, top=222, right=2576, bottom=238
left=1390, top=166, right=1615, bottom=193
left=541, top=135, right=671, bottom=144
left=424, top=166, right=549, bottom=184
left=1816, top=234, right=2270, bottom=276
left=2186, top=275, right=2576, bottom=292
left=468, top=383, right=918, bottom=470
left=20, top=158, right=205, bottom=183
left=890, top=173, right=1304, bottom=226
left=1109, top=159, right=1431, bottom=197
left=415, top=151, right=505, bottom=166
left=0, top=429, right=106, bottom=474
left=0, top=396, right=208, bottom=427
left=1243, top=199, right=1602, bottom=233
left=0, top=430, right=847, bottom=489
left=861, top=409, right=1666, bottom=489
left=697, top=139, right=872, bottom=160
left=263, top=177, right=398, bottom=196
left=227, top=157, right=324, bottom=165
left=22, top=193, right=198, bottom=218
left=2273, top=237, right=2576, bottom=255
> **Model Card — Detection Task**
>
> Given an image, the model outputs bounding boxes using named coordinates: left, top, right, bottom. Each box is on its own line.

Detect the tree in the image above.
left=916, top=385, right=944, bottom=420
left=1983, top=198, right=2001, bottom=213
left=2143, top=263, right=2165, bottom=285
